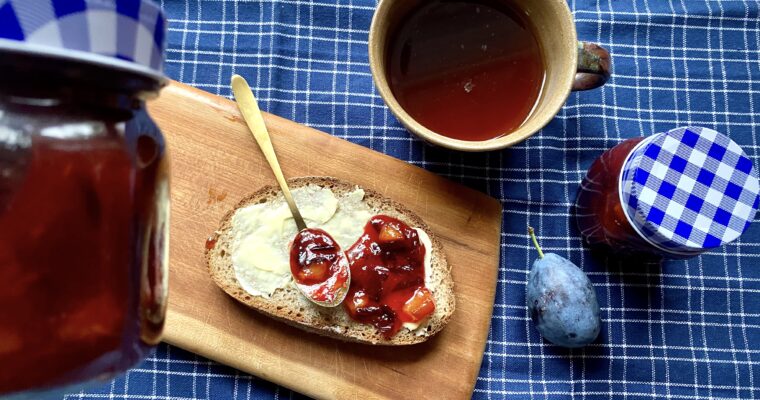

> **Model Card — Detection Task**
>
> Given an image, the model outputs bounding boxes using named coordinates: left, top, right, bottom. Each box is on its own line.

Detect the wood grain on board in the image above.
left=148, top=81, right=502, bottom=400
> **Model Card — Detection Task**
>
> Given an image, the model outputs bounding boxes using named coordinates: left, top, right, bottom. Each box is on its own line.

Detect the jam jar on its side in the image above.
left=576, top=126, right=760, bottom=258
left=0, top=3, right=168, bottom=397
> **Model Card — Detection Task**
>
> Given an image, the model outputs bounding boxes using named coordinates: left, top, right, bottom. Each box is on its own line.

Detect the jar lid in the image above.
left=0, top=0, right=166, bottom=82
left=619, top=126, right=760, bottom=255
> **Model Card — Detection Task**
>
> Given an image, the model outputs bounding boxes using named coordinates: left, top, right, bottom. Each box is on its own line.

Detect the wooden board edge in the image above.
left=163, top=312, right=383, bottom=400
left=462, top=202, right=502, bottom=397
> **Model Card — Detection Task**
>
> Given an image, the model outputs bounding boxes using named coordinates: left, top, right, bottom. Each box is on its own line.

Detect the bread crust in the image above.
left=205, top=176, right=455, bottom=345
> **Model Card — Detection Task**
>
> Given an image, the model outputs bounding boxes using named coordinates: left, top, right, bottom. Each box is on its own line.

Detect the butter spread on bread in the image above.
left=207, top=177, right=454, bottom=345
left=229, top=185, right=370, bottom=297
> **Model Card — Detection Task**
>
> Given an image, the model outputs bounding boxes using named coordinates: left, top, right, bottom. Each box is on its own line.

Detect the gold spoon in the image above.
left=231, top=74, right=307, bottom=231
left=230, top=74, right=349, bottom=307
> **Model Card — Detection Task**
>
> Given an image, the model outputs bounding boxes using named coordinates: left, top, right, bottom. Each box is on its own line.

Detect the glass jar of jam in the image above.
left=576, top=126, right=759, bottom=258
left=0, top=2, right=168, bottom=397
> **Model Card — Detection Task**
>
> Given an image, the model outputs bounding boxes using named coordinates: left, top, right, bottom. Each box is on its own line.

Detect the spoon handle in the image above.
left=231, top=74, right=307, bottom=231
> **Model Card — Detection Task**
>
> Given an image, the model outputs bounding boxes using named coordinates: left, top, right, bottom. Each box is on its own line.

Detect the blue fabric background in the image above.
left=67, top=0, right=760, bottom=398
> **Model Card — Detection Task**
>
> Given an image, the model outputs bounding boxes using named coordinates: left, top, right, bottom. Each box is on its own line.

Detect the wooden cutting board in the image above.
left=148, top=81, right=502, bottom=400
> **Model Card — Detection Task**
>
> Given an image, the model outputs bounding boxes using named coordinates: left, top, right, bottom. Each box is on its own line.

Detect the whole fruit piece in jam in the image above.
left=526, top=227, right=601, bottom=348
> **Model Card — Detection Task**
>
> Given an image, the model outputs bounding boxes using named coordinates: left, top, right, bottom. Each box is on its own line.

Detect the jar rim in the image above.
left=0, top=39, right=166, bottom=87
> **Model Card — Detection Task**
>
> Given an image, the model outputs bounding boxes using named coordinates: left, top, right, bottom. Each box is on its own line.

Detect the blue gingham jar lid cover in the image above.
left=619, top=126, right=760, bottom=255
left=0, top=0, right=166, bottom=82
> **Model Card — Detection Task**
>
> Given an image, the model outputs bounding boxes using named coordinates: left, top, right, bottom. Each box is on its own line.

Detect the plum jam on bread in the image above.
left=344, top=216, right=435, bottom=338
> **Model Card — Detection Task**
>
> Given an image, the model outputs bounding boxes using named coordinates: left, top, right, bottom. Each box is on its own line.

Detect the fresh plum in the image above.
left=526, top=227, right=601, bottom=348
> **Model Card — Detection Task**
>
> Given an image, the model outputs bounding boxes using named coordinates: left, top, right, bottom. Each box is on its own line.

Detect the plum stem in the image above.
left=528, top=227, right=544, bottom=259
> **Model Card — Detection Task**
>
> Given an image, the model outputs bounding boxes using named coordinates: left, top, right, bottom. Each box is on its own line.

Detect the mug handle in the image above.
left=572, top=41, right=611, bottom=91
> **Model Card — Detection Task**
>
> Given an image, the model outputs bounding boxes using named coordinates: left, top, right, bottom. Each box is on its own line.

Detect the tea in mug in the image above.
left=386, top=0, right=545, bottom=141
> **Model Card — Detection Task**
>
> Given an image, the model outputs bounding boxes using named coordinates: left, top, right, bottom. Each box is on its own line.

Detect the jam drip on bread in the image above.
left=290, top=228, right=350, bottom=304
left=344, top=215, right=435, bottom=338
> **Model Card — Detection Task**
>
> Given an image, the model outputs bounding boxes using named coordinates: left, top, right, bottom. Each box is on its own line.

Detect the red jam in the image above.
left=344, top=215, right=435, bottom=338
left=0, top=114, right=168, bottom=393
left=0, top=55, right=168, bottom=395
left=290, top=228, right=349, bottom=304
left=575, top=137, right=660, bottom=255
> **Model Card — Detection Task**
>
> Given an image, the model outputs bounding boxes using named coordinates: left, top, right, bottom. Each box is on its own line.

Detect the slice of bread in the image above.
left=206, top=176, right=455, bottom=345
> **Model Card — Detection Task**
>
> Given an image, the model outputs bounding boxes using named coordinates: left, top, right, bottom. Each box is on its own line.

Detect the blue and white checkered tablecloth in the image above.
left=66, top=0, right=760, bottom=399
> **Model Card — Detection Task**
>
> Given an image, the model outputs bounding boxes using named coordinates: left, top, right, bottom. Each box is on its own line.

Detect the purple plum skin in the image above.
left=527, top=253, right=601, bottom=348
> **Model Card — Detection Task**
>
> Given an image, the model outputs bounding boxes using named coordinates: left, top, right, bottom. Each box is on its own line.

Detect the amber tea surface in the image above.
left=387, top=0, right=545, bottom=141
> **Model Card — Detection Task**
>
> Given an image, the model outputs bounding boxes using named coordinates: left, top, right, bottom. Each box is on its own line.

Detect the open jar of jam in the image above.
left=576, top=126, right=760, bottom=258
left=0, top=2, right=168, bottom=397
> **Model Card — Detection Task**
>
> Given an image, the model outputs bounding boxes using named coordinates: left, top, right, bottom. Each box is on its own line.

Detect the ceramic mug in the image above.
left=368, top=0, right=611, bottom=152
